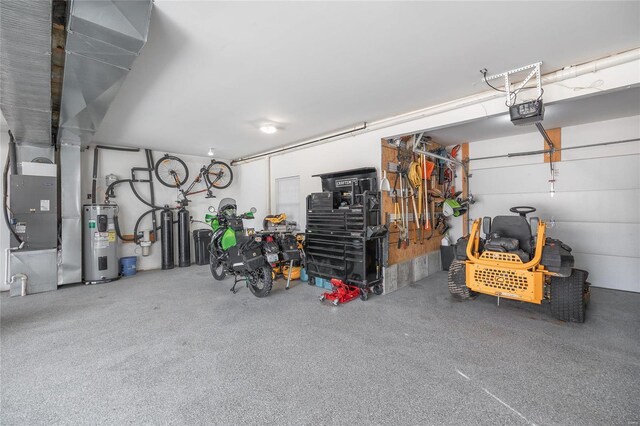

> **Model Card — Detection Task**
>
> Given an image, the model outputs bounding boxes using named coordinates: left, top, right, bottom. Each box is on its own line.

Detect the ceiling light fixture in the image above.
left=260, top=125, right=277, bottom=134
left=207, top=147, right=214, bottom=156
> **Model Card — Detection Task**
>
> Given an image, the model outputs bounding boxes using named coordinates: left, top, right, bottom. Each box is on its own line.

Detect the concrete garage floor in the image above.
left=2, top=268, right=639, bottom=425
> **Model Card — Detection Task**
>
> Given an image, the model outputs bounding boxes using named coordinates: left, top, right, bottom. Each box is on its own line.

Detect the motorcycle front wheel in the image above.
left=248, top=265, right=273, bottom=298
left=210, top=256, right=226, bottom=280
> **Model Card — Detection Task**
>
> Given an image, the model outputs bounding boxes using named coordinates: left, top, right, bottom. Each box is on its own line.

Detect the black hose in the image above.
left=129, top=181, right=164, bottom=209
left=114, top=214, right=135, bottom=242
left=95, top=145, right=140, bottom=152
left=105, top=179, right=130, bottom=200
left=3, top=132, right=23, bottom=245
left=145, top=149, right=158, bottom=240
left=92, top=145, right=141, bottom=203
left=133, top=208, right=163, bottom=243
left=104, top=178, right=164, bottom=210
left=114, top=208, right=164, bottom=243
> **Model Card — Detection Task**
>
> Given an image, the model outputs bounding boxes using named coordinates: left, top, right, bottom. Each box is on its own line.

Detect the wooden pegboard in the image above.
left=381, top=137, right=444, bottom=266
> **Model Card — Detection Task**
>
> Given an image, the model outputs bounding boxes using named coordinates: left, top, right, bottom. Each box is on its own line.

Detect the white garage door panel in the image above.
left=562, top=115, right=640, bottom=154
left=469, top=189, right=640, bottom=224
left=469, top=133, right=543, bottom=169
left=548, top=223, right=640, bottom=258
left=470, top=163, right=553, bottom=194
left=470, top=155, right=640, bottom=194
left=561, top=140, right=640, bottom=161
left=572, top=253, right=640, bottom=292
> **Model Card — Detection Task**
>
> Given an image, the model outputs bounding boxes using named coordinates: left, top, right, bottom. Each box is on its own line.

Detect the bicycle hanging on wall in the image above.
left=154, top=154, right=234, bottom=205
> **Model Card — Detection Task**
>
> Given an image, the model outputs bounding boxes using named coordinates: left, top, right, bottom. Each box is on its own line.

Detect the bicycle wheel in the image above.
left=155, top=155, right=189, bottom=188
left=205, top=161, right=233, bottom=189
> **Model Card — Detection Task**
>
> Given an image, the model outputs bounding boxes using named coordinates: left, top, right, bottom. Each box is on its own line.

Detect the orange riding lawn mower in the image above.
left=448, top=206, right=591, bottom=323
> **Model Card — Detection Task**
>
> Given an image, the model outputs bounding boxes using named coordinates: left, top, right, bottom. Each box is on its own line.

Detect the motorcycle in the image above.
left=206, top=198, right=274, bottom=297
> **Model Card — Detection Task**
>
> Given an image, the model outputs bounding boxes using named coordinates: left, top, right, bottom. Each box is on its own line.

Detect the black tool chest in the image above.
left=305, top=168, right=387, bottom=290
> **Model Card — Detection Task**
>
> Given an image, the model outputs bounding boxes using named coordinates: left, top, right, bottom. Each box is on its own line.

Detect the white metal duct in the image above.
left=58, top=144, right=82, bottom=285
left=58, top=0, right=152, bottom=285
left=0, top=0, right=52, bottom=145
left=58, top=0, right=153, bottom=145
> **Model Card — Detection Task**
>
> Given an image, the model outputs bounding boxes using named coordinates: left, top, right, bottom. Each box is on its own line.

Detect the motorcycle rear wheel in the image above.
left=210, top=256, right=226, bottom=280
left=248, top=266, right=273, bottom=298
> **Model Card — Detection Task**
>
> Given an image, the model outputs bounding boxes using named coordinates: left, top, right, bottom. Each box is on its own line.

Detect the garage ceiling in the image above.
left=93, top=1, right=640, bottom=158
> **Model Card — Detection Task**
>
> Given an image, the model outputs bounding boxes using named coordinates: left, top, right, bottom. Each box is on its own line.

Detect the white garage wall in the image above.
left=0, top=114, right=9, bottom=291
left=459, top=115, right=640, bottom=292
left=232, top=157, right=268, bottom=230
left=80, top=148, right=242, bottom=273
left=265, top=135, right=382, bottom=231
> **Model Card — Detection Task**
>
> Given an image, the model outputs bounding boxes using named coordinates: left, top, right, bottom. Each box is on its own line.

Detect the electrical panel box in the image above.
left=9, top=175, right=58, bottom=250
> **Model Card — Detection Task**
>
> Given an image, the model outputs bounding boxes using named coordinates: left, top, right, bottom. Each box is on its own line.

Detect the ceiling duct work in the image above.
left=58, top=0, right=153, bottom=145
left=57, top=0, right=152, bottom=286
left=0, top=0, right=52, bottom=145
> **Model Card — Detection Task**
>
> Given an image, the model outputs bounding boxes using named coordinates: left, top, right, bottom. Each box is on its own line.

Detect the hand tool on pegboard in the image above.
left=422, top=158, right=435, bottom=233
left=407, top=160, right=423, bottom=243
left=396, top=140, right=413, bottom=248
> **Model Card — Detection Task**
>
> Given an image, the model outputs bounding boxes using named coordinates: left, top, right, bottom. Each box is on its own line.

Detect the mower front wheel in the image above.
left=448, top=260, right=477, bottom=300
left=360, top=288, right=369, bottom=301
left=550, top=269, right=589, bottom=323
left=210, top=257, right=226, bottom=281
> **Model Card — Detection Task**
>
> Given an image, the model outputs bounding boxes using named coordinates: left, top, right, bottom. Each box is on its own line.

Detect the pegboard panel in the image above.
left=381, top=138, right=443, bottom=266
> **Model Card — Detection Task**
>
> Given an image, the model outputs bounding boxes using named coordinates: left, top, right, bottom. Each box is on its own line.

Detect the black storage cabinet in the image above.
left=305, top=187, right=386, bottom=290
left=193, top=229, right=213, bottom=265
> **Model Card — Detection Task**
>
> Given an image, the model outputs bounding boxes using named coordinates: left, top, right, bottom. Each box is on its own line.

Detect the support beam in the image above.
left=543, top=127, right=561, bottom=163
left=461, top=143, right=469, bottom=236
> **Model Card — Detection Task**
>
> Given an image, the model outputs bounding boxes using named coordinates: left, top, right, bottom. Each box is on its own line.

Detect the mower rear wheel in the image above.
left=448, top=260, right=477, bottom=300
left=550, top=269, right=589, bottom=323
left=248, top=266, right=273, bottom=298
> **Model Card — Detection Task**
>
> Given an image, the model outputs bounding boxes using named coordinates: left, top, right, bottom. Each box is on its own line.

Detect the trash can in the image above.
left=440, top=245, right=455, bottom=271
left=193, top=229, right=213, bottom=265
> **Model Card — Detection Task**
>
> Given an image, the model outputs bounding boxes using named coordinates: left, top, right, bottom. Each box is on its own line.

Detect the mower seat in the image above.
left=490, top=215, right=533, bottom=254
left=485, top=236, right=519, bottom=252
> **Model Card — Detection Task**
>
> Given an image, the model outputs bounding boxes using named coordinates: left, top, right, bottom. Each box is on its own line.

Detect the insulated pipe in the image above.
left=231, top=48, right=640, bottom=165
left=8, top=132, right=17, bottom=175
left=145, top=149, right=158, bottom=238
left=3, top=133, right=24, bottom=247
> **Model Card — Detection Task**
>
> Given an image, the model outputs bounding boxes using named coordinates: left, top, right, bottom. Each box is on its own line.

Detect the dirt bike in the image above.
left=206, top=198, right=274, bottom=297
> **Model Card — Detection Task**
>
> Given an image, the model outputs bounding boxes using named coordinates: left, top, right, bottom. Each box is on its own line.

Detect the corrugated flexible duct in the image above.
left=0, top=0, right=52, bottom=145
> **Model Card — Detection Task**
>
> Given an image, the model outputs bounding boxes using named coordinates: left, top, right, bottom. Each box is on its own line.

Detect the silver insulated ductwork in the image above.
left=0, top=0, right=52, bottom=145
left=58, top=0, right=153, bottom=285
left=58, top=0, right=153, bottom=145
